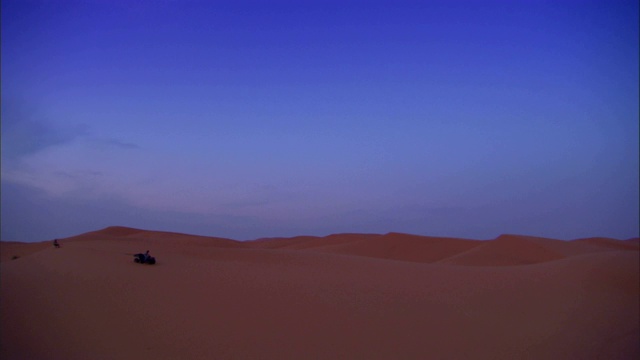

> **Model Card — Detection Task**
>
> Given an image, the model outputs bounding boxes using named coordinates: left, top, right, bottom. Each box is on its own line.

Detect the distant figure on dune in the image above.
left=53, top=239, right=60, bottom=248
left=144, top=250, right=150, bottom=261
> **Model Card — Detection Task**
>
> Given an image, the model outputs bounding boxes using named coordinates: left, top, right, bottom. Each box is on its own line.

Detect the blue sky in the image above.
left=2, top=0, right=638, bottom=242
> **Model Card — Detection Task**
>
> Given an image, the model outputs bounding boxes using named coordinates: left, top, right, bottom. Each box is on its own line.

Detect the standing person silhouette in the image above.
left=53, top=239, right=60, bottom=248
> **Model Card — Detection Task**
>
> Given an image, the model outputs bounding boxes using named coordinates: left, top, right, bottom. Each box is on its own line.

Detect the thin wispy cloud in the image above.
left=102, top=138, right=140, bottom=150
left=1, top=100, right=87, bottom=161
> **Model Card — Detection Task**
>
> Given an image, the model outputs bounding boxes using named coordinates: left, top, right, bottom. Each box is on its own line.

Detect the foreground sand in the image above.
left=1, top=227, right=638, bottom=359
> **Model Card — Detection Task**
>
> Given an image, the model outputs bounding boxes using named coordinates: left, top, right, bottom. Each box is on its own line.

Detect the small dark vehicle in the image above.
left=133, top=253, right=156, bottom=265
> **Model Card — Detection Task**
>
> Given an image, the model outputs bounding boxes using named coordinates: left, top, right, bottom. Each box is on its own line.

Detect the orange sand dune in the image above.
left=2, top=227, right=638, bottom=359
left=247, top=233, right=376, bottom=250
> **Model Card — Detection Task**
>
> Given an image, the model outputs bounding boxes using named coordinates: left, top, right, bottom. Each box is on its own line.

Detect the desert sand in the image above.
left=1, top=226, right=638, bottom=359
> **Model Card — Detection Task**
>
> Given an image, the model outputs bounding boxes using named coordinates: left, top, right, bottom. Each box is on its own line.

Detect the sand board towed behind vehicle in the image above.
left=133, top=253, right=156, bottom=265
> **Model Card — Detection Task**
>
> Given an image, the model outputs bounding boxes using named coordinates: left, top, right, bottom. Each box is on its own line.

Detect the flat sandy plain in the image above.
left=1, top=226, right=638, bottom=359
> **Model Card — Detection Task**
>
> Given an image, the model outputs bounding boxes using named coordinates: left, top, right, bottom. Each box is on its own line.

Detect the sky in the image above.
left=2, top=0, right=638, bottom=242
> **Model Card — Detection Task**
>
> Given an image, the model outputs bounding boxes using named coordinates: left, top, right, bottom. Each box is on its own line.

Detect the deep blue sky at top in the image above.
left=2, top=0, right=638, bottom=242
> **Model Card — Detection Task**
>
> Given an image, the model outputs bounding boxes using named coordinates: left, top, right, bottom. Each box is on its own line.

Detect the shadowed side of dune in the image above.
left=626, top=237, right=640, bottom=244
left=436, top=234, right=568, bottom=266
left=573, top=237, right=640, bottom=251
left=437, top=234, right=640, bottom=267
left=246, top=234, right=376, bottom=250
